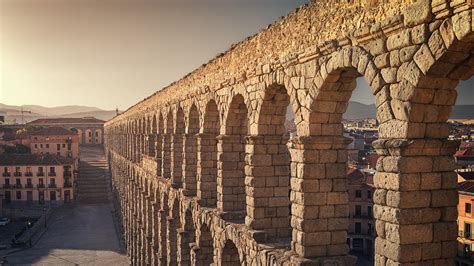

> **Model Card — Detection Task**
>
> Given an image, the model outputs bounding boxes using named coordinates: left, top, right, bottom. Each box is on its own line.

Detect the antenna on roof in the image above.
left=116, top=107, right=119, bottom=116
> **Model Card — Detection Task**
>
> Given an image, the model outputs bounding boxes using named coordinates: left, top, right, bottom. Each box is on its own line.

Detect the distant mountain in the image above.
left=0, top=103, right=119, bottom=124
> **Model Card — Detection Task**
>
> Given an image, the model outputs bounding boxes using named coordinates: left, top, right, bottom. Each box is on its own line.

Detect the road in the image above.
left=5, top=145, right=128, bottom=265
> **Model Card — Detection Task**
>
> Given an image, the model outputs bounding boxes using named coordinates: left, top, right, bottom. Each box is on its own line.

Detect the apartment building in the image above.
left=30, top=127, right=79, bottom=159
left=0, top=154, right=75, bottom=204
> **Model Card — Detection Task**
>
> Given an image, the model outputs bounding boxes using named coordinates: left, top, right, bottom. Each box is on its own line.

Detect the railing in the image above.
left=48, top=172, right=56, bottom=177
left=48, top=184, right=57, bottom=188
left=13, top=184, right=22, bottom=188
left=2, top=184, right=11, bottom=189
left=37, top=172, right=45, bottom=177
left=36, top=184, right=45, bottom=188
left=459, top=230, right=474, bottom=240
left=25, top=172, right=33, bottom=177
left=25, top=184, right=33, bottom=188
left=14, top=172, right=22, bottom=177
left=2, top=172, right=10, bottom=177
left=64, top=172, right=72, bottom=177
left=64, top=182, right=72, bottom=188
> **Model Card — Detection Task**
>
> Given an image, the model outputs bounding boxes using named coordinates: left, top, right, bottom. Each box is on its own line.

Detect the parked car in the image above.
left=0, top=218, right=10, bottom=226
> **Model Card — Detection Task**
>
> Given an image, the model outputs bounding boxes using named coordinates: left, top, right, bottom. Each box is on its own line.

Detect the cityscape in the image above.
left=1, top=0, right=474, bottom=265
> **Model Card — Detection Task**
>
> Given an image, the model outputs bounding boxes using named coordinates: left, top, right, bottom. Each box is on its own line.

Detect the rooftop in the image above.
left=30, top=127, right=76, bottom=136
left=28, top=117, right=105, bottom=125
left=0, top=153, right=74, bottom=166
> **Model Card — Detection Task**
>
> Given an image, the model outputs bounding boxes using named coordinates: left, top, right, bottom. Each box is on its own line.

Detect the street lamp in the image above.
left=43, top=207, right=47, bottom=229
left=26, top=220, right=32, bottom=247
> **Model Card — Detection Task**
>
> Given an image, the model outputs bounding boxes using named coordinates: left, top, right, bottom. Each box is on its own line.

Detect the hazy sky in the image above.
left=1, top=0, right=473, bottom=110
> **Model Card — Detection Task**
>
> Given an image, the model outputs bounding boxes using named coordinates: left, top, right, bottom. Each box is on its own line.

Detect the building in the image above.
left=347, top=168, right=375, bottom=258
left=457, top=181, right=474, bottom=266
left=29, top=127, right=79, bottom=159
left=27, top=117, right=105, bottom=145
left=0, top=154, right=76, bottom=205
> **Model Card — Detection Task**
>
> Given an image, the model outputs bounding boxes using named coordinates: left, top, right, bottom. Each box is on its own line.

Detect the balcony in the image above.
left=459, top=230, right=474, bottom=241
left=36, top=184, right=45, bottom=189
left=64, top=182, right=72, bottom=188
left=2, top=184, right=11, bottom=189
left=13, top=184, right=22, bottom=189
left=48, top=172, right=56, bottom=177
left=48, top=184, right=57, bottom=188
left=13, top=172, right=22, bottom=177
left=64, top=172, right=72, bottom=177
left=25, top=172, right=33, bottom=177
left=25, top=184, right=33, bottom=189
left=37, top=172, right=45, bottom=177
left=2, top=172, right=10, bottom=177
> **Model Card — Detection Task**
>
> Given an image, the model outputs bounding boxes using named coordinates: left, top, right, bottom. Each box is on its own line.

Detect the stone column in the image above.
left=196, top=133, right=218, bottom=207
left=148, top=134, right=156, bottom=157
left=158, top=209, right=168, bottom=265
left=162, top=134, right=172, bottom=179
left=151, top=202, right=160, bottom=266
left=155, top=134, right=163, bottom=177
left=167, top=217, right=178, bottom=265
left=288, top=136, right=353, bottom=264
left=216, top=134, right=246, bottom=214
left=245, top=135, right=290, bottom=239
left=183, top=133, right=197, bottom=196
left=372, top=139, right=459, bottom=265
left=145, top=195, right=153, bottom=265
left=171, top=133, right=184, bottom=187
left=177, top=229, right=191, bottom=266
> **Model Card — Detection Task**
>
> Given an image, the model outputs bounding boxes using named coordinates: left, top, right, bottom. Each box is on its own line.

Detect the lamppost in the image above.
left=43, top=207, right=47, bottom=229
left=26, top=220, right=32, bottom=246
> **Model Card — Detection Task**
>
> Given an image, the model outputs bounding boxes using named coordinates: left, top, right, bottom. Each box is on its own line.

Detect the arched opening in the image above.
left=218, top=94, right=248, bottom=216
left=220, top=240, right=240, bottom=266
left=172, top=107, right=185, bottom=187
left=149, top=114, right=157, bottom=157
left=85, top=129, right=92, bottom=144
left=198, top=99, right=220, bottom=207
left=157, top=113, right=164, bottom=177
left=246, top=84, right=291, bottom=240
left=178, top=209, right=195, bottom=265
left=183, top=104, right=200, bottom=196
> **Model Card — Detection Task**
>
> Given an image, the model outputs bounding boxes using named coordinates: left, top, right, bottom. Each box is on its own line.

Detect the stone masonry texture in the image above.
left=104, top=0, right=474, bottom=265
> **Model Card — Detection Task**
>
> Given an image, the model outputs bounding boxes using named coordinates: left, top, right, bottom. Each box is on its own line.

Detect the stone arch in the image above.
left=178, top=207, right=196, bottom=265
left=183, top=104, right=200, bottom=196
left=217, top=94, right=248, bottom=216
left=148, top=114, right=157, bottom=157
left=171, top=107, right=185, bottom=186
left=162, top=110, right=173, bottom=179
left=197, top=99, right=220, bottom=208
left=157, top=113, right=164, bottom=177
left=219, top=239, right=241, bottom=266
left=245, top=83, right=292, bottom=239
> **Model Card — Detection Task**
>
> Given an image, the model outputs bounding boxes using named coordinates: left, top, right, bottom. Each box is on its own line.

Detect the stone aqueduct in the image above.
left=104, top=1, right=474, bottom=265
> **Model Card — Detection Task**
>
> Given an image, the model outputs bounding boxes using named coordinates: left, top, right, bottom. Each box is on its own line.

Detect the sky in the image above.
left=0, top=0, right=473, bottom=111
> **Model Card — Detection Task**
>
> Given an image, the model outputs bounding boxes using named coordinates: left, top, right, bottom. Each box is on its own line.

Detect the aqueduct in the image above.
left=104, top=0, right=473, bottom=264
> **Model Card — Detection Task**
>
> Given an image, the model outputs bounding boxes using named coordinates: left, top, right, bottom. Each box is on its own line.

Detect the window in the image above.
left=355, top=190, right=362, bottom=198
left=368, top=206, right=373, bottom=218
left=3, top=167, right=7, bottom=173
left=355, top=222, right=362, bottom=234
left=88, top=132, right=92, bottom=137
left=46, top=144, right=49, bottom=148
left=27, top=178, right=32, bottom=185
left=95, top=131, right=99, bottom=137
left=57, top=144, right=60, bottom=150
left=467, top=203, right=472, bottom=214
left=39, top=178, right=44, bottom=185
left=5, top=179, right=10, bottom=185
left=62, top=144, right=66, bottom=148
left=368, top=223, right=373, bottom=235
left=50, top=167, right=55, bottom=173
left=67, top=144, right=71, bottom=150
left=367, top=190, right=372, bottom=199
left=465, top=222, right=472, bottom=238
left=15, top=178, right=20, bottom=185
left=355, top=205, right=362, bottom=216
left=57, top=152, right=61, bottom=156
left=16, top=191, right=21, bottom=199
left=15, top=167, right=20, bottom=173
left=40, top=144, right=43, bottom=148
left=35, top=144, right=38, bottom=148
left=464, top=244, right=471, bottom=257
left=50, top=178, right=55, bottom=185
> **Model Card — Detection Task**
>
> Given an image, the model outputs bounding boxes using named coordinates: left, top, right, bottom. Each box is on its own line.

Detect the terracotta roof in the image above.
left=30, top=127, right=76, bottom=136
left=459, top=181, right=474, bottom=194
left=0, top=153, right=74, bottom=166
left=28, top=117, right=105, bottom=125
left=347, top=168, right=374, bottom=186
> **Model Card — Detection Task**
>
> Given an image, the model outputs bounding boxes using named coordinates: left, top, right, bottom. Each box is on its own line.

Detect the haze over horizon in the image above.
left=1, top=0, right=473, bottom=111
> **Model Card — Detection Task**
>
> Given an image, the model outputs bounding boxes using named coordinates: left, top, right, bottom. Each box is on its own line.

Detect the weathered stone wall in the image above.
left=104, top=0, right=474, bottom=265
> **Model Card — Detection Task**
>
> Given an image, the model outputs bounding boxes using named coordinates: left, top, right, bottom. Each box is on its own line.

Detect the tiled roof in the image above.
left=459, top=181, right=474, bottom=194
left=0, top=153, right=74, bottom=166
left=31, top=127, right=76, bottom=136
left=28, top=117, right=105, bottom=125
